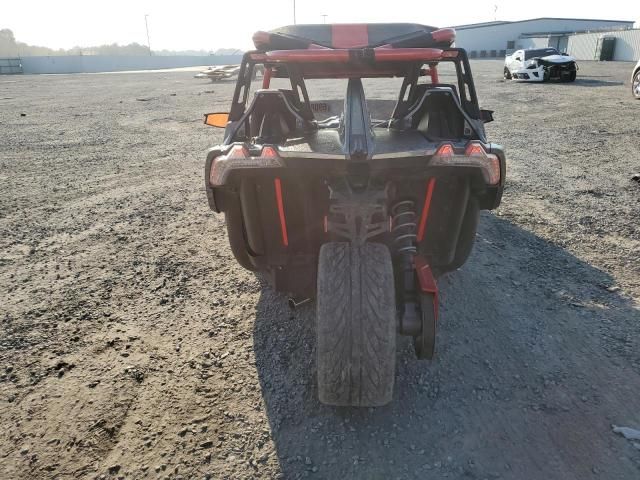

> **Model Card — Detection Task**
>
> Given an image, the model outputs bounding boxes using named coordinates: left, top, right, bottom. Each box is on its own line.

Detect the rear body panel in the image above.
left=204, top=27, right=504, bottom=297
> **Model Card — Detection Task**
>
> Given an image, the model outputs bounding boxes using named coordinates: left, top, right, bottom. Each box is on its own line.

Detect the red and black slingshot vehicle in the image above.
left=203, top=23, right=505, bottom=406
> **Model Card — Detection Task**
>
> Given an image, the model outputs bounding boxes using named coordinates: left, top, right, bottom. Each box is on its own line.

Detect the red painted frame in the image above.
left=414, top=255, right=439, bottom=320
left=262, top=67, right=272, bottom=88
left=250, top=47, right=445, bottom=64
left=250, top=48, right=445, bottom=81
left=416, top=178, right=436, bottom=242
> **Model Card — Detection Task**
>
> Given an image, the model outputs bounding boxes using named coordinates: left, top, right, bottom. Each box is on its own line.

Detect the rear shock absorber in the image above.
left=390, top=199, right=421, bottom=336
left=391, top=200, right=417, bottom=255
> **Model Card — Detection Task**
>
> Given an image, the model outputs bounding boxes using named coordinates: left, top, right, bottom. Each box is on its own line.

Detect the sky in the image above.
left=2, top=0, right=638, bottom=51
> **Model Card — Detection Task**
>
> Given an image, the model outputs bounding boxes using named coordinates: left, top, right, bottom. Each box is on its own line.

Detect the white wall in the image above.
left=19, top=55, right=243, bottom=74
left=518, top=37, right=551, bottom=50
left=567, top=29, right=640, bottom=61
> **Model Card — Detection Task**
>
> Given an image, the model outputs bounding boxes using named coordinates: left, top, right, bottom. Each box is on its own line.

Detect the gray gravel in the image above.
left=1, top=60, right=639, bottom=479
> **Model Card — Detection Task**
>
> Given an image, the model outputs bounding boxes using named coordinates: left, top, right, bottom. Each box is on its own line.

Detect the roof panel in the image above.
left=253, top=23, right=453, bottom=51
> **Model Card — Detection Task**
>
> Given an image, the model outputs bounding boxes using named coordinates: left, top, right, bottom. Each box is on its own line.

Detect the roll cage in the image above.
left=225, top=47, right=482, bottom=142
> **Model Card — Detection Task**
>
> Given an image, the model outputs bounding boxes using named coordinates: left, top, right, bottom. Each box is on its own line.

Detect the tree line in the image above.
left=0, top=29, right=241, bottom=57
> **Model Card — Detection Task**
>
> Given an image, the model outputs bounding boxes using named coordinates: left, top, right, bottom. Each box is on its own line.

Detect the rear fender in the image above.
left=205, top=146, right=225, bottom=212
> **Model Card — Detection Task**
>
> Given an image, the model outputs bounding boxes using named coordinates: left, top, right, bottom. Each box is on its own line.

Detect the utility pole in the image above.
left=293, top=1, right=296, bottom=24
left=322, top=14, right=328, bottom=24
left=144, top=14, right=152, bottom=55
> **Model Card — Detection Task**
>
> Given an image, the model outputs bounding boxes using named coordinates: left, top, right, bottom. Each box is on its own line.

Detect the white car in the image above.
left=504, top=48, right=577, bottom=82
left=632, top=59, right=640, bottom=99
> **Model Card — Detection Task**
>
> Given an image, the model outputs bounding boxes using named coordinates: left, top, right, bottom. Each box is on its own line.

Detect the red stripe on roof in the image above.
left=331, top=24, right=369, bottom=48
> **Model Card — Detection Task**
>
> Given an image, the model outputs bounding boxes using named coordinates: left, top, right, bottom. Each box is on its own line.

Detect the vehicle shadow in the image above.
left=515, top=78, right=624, bottom=87
left=568, top=78, right=624, bottom=87
left=252, top=214, right=640, bottom=480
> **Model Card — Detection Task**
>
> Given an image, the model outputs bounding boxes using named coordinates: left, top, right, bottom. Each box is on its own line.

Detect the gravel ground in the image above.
left=1, top=60, right=639, bottom=479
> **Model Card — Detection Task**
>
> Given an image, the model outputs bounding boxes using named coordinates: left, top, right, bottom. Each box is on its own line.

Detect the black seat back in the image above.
left=248, top=90, right=313, bottom=143
left=393, top=86, right=465, bottom=141
left=413, top=89, right=465, bottom=140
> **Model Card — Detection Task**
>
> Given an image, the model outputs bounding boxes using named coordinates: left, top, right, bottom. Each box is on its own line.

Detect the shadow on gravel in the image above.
left=568, top=78, right=625, bottom=87
left=253, top=214, right=640, bottom=480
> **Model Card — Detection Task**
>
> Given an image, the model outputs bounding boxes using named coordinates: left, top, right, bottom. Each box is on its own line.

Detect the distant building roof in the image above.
left=452, top=17, right=634, bottom=31
left=451, top=20, right=511, bottom=30
left=519, top=28, right=628, bottom=37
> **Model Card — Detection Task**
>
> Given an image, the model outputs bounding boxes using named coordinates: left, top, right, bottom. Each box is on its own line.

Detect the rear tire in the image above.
left=633, top=71, right=640, bottom=99
left=223, top=209, right=256, bottom=271
left=414, top=293, right=437, bottom=360
left=317, top=242, right=396, bottom=407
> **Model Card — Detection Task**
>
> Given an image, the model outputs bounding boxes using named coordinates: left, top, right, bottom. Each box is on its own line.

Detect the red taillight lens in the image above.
left=431, top=142, right=501, bottom=185
left=436, top=143, right=455, bottom=156
left=226, top=145, right=249, bottom=159
left=465, top=143, right=485, bottom=156
left=209, top=145, right=284, bottom=186
left=260, top=146, right=279, bottom=158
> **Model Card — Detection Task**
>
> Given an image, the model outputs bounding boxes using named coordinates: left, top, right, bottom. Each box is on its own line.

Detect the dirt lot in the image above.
left=1, top=60, right=639, bottom=479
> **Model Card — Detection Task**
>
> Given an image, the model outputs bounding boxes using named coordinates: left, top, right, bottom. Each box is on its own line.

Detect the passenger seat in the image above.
left=413, top=89, right=465, bottom=141
left=391, top=85, right=465, bottom=141
left=248, top=90, right=313, bottom=143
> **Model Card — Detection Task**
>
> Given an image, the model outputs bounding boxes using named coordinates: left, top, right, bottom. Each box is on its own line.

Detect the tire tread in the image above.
left=317, top=242, right=396, bottom=406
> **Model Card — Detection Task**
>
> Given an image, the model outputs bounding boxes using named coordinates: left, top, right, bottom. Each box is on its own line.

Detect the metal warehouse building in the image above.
left=566, top=29, right=640, bottom=61
left=453, top=17, right=636, bottom=60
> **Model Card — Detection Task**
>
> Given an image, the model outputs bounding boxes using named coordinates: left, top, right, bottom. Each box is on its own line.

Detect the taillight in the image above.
left=436, top=143, right=454, bottom=156
left=226, top=145, right=249, bottom=159
left=431, top=142, right=501, bottom=185
left=464, top=143, right=484, bottom=156
left=260, top=146, right=279, bottom=158
left=209, top=144, right=284, bottom=186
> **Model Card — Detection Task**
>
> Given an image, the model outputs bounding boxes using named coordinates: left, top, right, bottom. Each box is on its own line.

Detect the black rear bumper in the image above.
left=205, top=143, right=505, bottom=213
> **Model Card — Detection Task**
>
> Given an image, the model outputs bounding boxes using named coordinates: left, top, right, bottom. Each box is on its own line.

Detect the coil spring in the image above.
left=391, top=200, right=417, bottom=255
